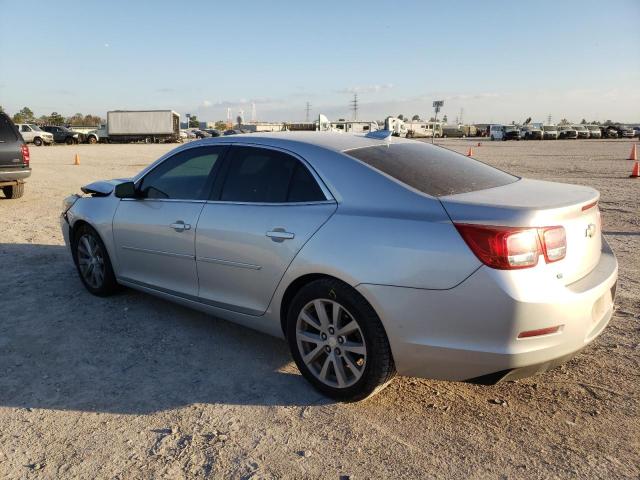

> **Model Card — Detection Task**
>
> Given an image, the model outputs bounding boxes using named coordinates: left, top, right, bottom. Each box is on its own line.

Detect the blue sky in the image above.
left=1, top=0, right=639, bottom=123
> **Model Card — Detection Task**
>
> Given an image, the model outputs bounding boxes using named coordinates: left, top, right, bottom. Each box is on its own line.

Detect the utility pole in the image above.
left=432, top=100, right=444, bottom=144
left=459, top=108, right=464, bottom=125
left=251, top=102, right=256, bottom=122
left=305, top=101, right=311, bottom=122
left=350, top=94, right=359, bottom=121
left=547, top=114, right=552, bottom=125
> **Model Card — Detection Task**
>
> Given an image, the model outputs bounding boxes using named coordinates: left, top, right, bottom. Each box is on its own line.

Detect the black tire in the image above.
left=72, top=224, right=120, bottom=296
left=286, top=278, right=396, bottom=401
left=490, top=135, right=495, bottom=141
left=88, top=136, right=97, bottom=144
left=33, top=137, right=43, bottom=146
left=2, top=183, right=25, bottom=199
left=65, top=136, right=74, bottom=145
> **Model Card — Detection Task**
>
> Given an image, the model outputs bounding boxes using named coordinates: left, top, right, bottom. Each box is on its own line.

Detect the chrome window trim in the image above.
left=203, top=199, right=335, bottom=207
left=120, top=198, right=207, bottom=204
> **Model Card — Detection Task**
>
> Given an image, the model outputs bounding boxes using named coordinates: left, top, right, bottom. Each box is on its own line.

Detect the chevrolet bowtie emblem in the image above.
left=585, top=223, right=597, bottom=238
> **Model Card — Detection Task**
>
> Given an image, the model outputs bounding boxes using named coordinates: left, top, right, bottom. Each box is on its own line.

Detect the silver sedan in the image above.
left=61, top=132, right=618, bottom=401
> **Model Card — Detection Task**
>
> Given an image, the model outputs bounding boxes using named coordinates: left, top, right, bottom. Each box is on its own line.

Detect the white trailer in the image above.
left=107, top=110, right=181, bottom=143
left=384, top=117, right=408, bottom=137
left=330, top=120, right=379, bottom=134
left=405, top=121, right=443, bottom=138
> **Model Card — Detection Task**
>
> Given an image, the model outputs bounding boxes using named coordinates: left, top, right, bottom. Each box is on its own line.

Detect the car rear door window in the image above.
left=220, top=147, right=325, bottom=203
left=346, top=142, right=518, bottom=197
left=139, top=146, right=224, bottom=200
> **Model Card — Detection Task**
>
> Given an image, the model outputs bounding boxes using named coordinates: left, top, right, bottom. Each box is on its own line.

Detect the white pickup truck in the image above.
left=15, top=124, right=54, bottom=146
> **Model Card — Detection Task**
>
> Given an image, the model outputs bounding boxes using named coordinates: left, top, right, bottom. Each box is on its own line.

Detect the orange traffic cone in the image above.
left=477, top=142, right=482, bottom=147
left=630, top=161, right=639, bottom=178
left=466, top=147, right=474, bottom=157
left=628, top=144, right=637, bottom=161
left=74, top=153, right=80, bottom=166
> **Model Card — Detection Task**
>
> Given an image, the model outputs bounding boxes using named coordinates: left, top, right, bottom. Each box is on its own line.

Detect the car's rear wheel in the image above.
left=65, top=137, right=74, bottom=145
left=2, top=183, right=25, bottom=199
left=33, top=137, right=43, bottom=146
left=88, top=136, right=97, bottom=144
left=287, top=279, right=396, bottom=401
left=73, top=224, right=119, bottom=296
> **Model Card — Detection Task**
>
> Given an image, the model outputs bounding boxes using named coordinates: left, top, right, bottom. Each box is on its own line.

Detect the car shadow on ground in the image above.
left=0, top=243, right=331, bottom=415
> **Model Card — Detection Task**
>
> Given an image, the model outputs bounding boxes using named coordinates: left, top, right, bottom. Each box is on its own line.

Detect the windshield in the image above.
left=346, top=143, right=518, bottom=197
left=574, top=125, right=587, bottom=131
left=27, top=124, right=43, bottom=131
left=504, top=126, right=518, bottom=131
left=543, top=126, right=556, bottom=131
left=587, top=125, right=599, bottom=131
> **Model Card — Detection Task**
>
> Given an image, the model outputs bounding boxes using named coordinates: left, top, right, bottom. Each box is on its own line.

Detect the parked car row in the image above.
left=15, top=123, right=87, bottom=146
left=488, top=123, right=632, bottom=141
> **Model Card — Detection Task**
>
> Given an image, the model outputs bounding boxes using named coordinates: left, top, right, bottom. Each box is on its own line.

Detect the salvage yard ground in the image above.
left=0, top=138, right=638, bottom=479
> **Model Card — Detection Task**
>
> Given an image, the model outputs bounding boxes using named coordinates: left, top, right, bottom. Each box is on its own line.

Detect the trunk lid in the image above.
left=440, top=178, right=602, bottom=284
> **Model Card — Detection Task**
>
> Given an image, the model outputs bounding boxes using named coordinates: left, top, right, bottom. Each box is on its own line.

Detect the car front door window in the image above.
left=139, top=147, right=224, bottom=200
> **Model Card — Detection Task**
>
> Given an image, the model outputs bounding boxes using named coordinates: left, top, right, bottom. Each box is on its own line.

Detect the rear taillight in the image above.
left=454, top=224, right=566, bottom=270
left=540, top=227, right=566, bottom=263
left=21, top=144, right=30, bottom=167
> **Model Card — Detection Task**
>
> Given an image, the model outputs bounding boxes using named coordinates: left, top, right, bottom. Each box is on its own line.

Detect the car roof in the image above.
left=193, top=131, right=401, bottom=153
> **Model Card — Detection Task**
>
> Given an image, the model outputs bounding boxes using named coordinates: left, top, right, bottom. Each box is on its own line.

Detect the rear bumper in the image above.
left=357, top=238, right=618, bottom=382
left=0, top=168, right=31, bottom=182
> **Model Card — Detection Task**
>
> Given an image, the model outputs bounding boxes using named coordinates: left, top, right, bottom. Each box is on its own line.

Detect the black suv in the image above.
left=0, top=112, right=31, bottom=199
left=41, top=125, right=84, bottom=144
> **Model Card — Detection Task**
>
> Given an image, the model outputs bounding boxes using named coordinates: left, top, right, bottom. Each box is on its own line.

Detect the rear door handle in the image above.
left=266, top=229, right=295, bottom=242
left=171, top=220, right=191, bottom=232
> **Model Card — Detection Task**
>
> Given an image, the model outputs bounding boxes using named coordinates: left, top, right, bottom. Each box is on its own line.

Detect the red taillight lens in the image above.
left=455, top=224, right=567, bottom=270
left=21, top=144, right=30, bottom=167
left=540, top=227, right=566, bottom=263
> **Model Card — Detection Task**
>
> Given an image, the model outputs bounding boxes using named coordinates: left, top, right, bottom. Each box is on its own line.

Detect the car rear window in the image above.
left=345, top=142, right=518, bottom=197
left=0, top=114, right=19, bottom=143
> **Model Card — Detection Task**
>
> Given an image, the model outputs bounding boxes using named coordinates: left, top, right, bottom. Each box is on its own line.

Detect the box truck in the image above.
left=106, top=110, right=181, bottom=143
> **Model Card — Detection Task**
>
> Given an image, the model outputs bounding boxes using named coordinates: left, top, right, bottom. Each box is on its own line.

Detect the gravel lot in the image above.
left=0, top=138, right=638, bottom=479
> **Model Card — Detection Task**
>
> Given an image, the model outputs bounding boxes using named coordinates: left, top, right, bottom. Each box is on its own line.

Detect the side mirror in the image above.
left=114, top=181, right=137, bottom=198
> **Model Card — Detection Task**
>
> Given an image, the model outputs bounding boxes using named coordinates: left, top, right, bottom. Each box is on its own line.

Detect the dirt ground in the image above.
left=0, top=138, right=638, bottom=479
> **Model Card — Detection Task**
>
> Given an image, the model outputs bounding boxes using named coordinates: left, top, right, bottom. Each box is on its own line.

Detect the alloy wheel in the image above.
left=296, top=299, right=367, bottom=388
left=76, top=234, right=106, bottom=289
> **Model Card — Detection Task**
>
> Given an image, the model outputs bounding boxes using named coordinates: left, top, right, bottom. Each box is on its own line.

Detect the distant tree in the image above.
left=189, top=115, right=199, bottom=128
left=67, top=113, right=85, bottom=126
left=603, top=119, right=613, bottom=126
left=429, top=117, right=436, bottom=122
left=591, top=120, right=601, bottom=125
left=412, top=114, right=420, bottom=121
left=36, top=115, right=49, bottom=125
left=559, top=118, right=570, bottom=125
left=580, top=118, right=587, bottom=124
left=12, top=107, right=35, bottom=123
left=214, top=121, right=227, bottom=131
left=48, top=112, right=65, bottom=125
left=0, top=105, right=3, bottom=113
left=397, top=114, right=404, bottom=120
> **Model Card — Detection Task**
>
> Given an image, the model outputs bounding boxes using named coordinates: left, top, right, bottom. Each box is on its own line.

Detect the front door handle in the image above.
left=266, top=228, right=295, bottom=242
left=171, top=220, right=191, bottom=232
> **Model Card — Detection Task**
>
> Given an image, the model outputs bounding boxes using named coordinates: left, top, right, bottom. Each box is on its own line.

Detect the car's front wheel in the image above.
left=33, top=137, right=43, bottom=146
left=73, top=224, right=119, bottom=296
left=287, top=279, right=396, bottom=401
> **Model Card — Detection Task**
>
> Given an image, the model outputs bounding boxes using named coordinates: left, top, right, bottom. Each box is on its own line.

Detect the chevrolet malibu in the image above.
left=61, top=132, right=618, bottom=401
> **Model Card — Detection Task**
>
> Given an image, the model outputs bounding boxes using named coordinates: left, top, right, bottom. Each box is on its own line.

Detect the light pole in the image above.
left=432, top=100, right=444, bottom=144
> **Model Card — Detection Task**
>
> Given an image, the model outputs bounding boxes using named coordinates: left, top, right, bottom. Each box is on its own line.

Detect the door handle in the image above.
left=171, top=221, right=191, bottom=232
left=266, top=228, right=295, bottom=242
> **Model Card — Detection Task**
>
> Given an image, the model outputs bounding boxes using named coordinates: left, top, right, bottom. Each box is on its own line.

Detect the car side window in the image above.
left=21, top=125, right=30, bottom=132
left=139, top=146, right=224, bottom=200
left=219, top=146, right=325, bottom=203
